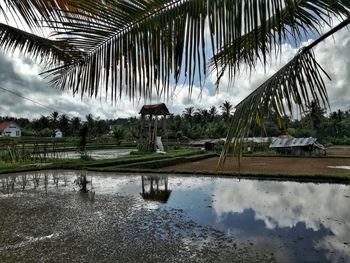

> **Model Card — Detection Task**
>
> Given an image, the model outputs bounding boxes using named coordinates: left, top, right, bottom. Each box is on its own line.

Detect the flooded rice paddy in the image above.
left=0, top=171, right=349, bottom=262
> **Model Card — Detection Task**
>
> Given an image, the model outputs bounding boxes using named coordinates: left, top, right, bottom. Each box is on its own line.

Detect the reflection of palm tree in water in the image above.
left=21, top=175, right=27, bottom=190
left=140, top=176, right=171, bottom=203
left=32, top=173, right=40, bottom=188
left=0, top=172, right=69, bottom=194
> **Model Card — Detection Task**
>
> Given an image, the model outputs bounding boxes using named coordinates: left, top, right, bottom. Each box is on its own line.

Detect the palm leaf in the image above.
left=41, top=0, right=350, bottom=101
left=0, top=0, right=82, bottom=28
left=218, top=48, right=331, bottom=167
left=1, top=0, right=350, bottom=99
left=218, top=16, right=350, bottom=167
left=212, top=0, right=350, bottom=84
left=44, top=0, right=208, bottom=100
left=0, top=22, right=78, bottom=65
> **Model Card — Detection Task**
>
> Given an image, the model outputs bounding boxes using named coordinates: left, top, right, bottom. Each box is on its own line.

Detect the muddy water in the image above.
left=0, top=171, right=349, bottom=262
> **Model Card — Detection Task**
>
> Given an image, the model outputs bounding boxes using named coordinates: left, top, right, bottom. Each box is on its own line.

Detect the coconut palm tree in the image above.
left=220, top=101, right=233, bottom=120
left=49, top=111, right=60, bottom=129
left=58, top=114, right=70, bottom=136
left=209, top=106, right=218, bottom=121
left=1, top=0, right=350, bottom=161
left=183, top=106, right=195, bottom=123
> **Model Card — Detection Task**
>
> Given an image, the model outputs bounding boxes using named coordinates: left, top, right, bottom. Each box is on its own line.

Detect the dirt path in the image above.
left=162, top=156, right=350, bottom=175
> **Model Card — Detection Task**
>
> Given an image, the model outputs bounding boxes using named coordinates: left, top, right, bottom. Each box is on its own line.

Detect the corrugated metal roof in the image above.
left=244, top=137, right=271, bottom=143
left=269, top=137, right=318, bottom=148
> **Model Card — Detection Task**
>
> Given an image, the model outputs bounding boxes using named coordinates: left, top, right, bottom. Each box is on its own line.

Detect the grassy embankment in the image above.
left=0, top=149, right=215, bottom=175
left=0, top=136, right=137, bottom=153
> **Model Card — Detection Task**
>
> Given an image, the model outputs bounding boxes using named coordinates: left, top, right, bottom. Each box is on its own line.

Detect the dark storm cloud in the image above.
left=0, top=52, right=139, bottom=119
left=0, top=52, right=61, bottom=118
left=0, top=53, right=23, bottom=84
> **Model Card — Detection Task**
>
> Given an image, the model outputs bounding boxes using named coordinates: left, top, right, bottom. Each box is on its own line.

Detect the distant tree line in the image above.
left=0, top=112, right=139, bottom=141
left=1, top=101, right=350, bottom=145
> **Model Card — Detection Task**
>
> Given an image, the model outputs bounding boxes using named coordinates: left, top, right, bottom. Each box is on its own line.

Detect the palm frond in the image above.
left=42, top=0, right=350, bottom=101
left=1, top=0, right=349, bottom=109
left=44, top=0, right=208, bottom=100
left=212, top=0, right=350, bottom=83
left=0, top=0, right=82, bottom=28
left=0, top=22, right=80, bottom=65
left=218, top=16, right=350, bottom=167
left=218, top=48, right=330, bottom=167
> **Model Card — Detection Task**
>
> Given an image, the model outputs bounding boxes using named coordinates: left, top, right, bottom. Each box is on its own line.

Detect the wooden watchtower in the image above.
left=139, top=103, right=170, bottom=152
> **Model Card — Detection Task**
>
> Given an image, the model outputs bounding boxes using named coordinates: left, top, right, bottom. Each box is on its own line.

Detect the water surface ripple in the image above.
left=0, top=171, right=349, bottom=262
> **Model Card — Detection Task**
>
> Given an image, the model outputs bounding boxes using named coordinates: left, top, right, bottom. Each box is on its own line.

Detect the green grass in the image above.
left=0, top=149, right=206, bottom=175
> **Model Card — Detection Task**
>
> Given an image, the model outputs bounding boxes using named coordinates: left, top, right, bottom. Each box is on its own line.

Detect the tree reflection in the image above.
left=0, top=172, right=70, bottom=194
left=140, top=175, right=171, bottom=203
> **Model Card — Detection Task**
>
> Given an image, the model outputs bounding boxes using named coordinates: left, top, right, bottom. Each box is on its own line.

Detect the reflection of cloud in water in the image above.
left=212, top=179, right=350, bottom=260
left=328, top=165, right=350, bottom=170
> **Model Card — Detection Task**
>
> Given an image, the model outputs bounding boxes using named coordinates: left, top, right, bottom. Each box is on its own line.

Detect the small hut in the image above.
left=139, top=103, right=170, bottom=152
left=269, top=137, right=326, bottom=156
left=140, top=176, right=172, bottom=203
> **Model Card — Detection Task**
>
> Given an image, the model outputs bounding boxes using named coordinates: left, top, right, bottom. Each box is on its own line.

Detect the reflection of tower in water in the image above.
left=140, top=175, right=172, bottom=203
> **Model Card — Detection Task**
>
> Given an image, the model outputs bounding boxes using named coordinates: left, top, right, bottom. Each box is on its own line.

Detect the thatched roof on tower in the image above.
left=139, top=103, right=170, bottom=116
left=140, top=190, right=172, bottom=203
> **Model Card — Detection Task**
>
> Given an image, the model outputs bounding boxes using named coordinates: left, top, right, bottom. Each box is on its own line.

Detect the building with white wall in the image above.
left=0, top=122, right=21, bottom=137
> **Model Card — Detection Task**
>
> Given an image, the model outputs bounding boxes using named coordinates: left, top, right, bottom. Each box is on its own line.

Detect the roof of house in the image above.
left=139, top=103, right=170, bottom=116
left=269, top=137, right=324, bottom=149
left=0, top=121, right=18, bottom=132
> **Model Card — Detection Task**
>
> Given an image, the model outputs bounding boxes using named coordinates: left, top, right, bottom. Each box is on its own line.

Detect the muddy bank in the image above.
left=163, top=156, right=350, bottom=175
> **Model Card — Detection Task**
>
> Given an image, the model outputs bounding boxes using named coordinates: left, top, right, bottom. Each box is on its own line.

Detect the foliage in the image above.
left=78, top=124, right=89, bottom=157
left=122, top=153, right=216, bottom=170
left=40, top=128, right=52, bottom=137
left=5, top=103, right=350, bottom=147
left=112, top=128, right=125, bottom=145
left=1, top=0, right=350, bottom=163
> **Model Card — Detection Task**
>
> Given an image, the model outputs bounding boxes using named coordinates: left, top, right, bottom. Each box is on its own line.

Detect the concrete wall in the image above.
left=0, top=124, right=21, bottom=137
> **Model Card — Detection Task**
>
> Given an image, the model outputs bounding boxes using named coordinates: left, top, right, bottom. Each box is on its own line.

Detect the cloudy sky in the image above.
left=0, top=22, right=349, bottom=120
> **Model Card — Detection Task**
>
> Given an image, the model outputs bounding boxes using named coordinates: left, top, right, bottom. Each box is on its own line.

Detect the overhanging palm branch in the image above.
left=1, top=0, right=349, bottom=98
left=0, top=22, right=75, bottom=65
left=37, top=0, right=350, bottom=100
left=44, top=0, right=208, bottom=99
left=218, top=17, right=350, bottom=167
left=0, top=0, right=89, bottom=67
left=0, top=0, right=82, bottom=28
left=211, top=0, right=350, bottom=84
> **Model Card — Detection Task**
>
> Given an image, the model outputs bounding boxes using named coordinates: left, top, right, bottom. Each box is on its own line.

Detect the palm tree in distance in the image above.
left=209, top=106, right=218, bottom=121
left=59, top=114, right=70, bottom=136
left=1, top=0, right=350, bottom=162
left=220, top=101, right=233, bottom=120
left=183, top=107, right=195, bottom=123
left=50, top=111, right=59, bottom=129
left=85, top=114, right=94, bottom=129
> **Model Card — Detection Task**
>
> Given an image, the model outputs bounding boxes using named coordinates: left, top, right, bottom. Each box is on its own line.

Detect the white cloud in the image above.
left=212, top=179, right=350, bottom=261
left=314, top=27, right=350, bottom=111
left=0, top=23, right=349, bottom=119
